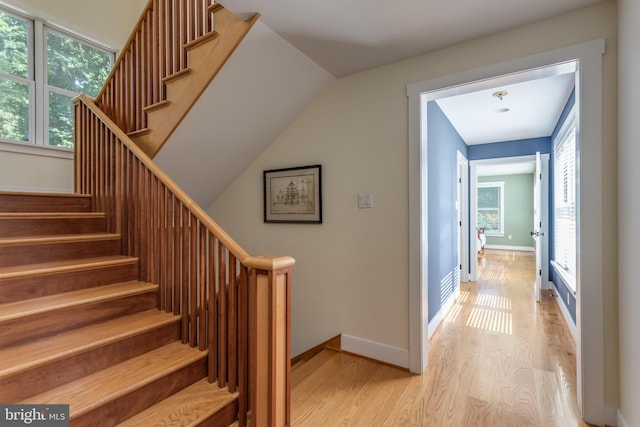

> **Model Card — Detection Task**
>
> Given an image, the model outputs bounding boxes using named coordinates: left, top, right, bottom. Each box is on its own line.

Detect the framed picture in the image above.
left=264, top=165, right=322, bottom=223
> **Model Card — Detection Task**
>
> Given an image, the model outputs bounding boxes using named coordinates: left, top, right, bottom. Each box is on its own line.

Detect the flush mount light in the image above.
left=492, top=107, right=510, bottom=113
left=492, top=90, right=508, bottom=100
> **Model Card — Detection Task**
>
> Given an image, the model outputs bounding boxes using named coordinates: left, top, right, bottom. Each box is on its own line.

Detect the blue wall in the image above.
left=468, top=137, right=550, bottom=160
left=427, top=93, right=575, bottom=325
left=549, top=89, right=576, bottom=323
left=427, top=102, right=467, bottom=322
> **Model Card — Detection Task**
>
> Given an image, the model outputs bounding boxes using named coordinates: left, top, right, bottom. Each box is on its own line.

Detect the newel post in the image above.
left=246, top=255, right=295, bottom=427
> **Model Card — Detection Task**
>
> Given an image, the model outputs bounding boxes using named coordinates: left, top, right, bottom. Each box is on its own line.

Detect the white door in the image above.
left=532, top=152, right=543, bottom=302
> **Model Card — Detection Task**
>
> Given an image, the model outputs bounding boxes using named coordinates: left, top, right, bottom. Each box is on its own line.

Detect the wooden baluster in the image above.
left=199, top=223, right=207, bottom=350
left=150, top=176, right=158, bottom=291
left=190, top=215, right=198, bottom=347
left=208, top=232, right=217, bottom=382
left=158, top=0, right=166, bottom=100
left=181, top=204, right=189, bottom=342
left=151, top=2, right=159, bottom=105
left=238, top=264, right=249, bottom=427
left=228, top=253, right=238, bottom=392
left=163, top=188, right=171, bottom=310
left=73, top=104, right=81, bottom=193
left=218, top=242, right=227, bottom=388
left=173, top=199, right=181, bottom=315
left=180, top=0, right=187, bottom=69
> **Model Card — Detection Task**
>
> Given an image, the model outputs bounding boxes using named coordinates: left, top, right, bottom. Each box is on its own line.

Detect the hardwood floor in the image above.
left=291, top=249, right=593, bottom=426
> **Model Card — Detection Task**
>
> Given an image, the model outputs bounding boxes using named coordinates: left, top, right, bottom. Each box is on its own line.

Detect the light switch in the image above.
left=358, top=193, right=373, bottom=209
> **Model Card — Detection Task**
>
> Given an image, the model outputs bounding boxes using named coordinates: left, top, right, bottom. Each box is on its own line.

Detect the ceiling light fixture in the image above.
left=492, top=90, right=508, bottom=100
left=492, top=107, right=510, bottom=113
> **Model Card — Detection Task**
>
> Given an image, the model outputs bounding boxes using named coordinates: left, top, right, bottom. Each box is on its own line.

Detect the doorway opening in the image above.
left=407, top=40, right=605, bottom=424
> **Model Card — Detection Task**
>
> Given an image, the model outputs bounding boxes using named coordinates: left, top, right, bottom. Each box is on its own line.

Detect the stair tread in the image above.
left=0, top=255, right=137, bottom=280
left=0, top=212, right=105, bottom=218
left=0, top=233, right=120, bottom=246
left=0, top=191, right=88, bottom=198
left=0, top=281, right=157, bottom=323
left=22, top=342, right=208, bottom=418
left=0, top=309, right=179, bottom=379
left=116, top=378, right=238, bottom=427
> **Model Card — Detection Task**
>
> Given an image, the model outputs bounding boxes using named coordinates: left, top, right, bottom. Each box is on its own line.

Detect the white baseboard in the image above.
left=617, top=407, right=630, bottom=427
left=604, top=404, right=618, bottom=426
left=484, top=244, right=535, bottom=252
left=427, top=293, right=456, bottom=340
left=0, top=185, right=73, bottom=194
left=551, top=281, right=577, bottom=343
left=341, top=334, right=409, bottom=369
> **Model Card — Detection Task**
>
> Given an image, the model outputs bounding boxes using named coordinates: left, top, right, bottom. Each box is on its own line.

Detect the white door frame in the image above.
left=457, top=151, right=469, bottom=283
left=467, top=154, right=549, bottom=282
left=407, top=39, right=605, bottom=425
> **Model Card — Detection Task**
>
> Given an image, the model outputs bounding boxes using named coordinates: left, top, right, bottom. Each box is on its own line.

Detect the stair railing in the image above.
left=94, top=0, right=217, bottom=136
left=74, top=94, right=292, bottom=427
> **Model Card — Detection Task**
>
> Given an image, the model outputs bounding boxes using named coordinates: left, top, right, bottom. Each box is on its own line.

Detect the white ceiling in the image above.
left=220, top=0, right=585, bottom=166
left=436, top=72, right=575, bottom=145
left=221, top=0, right=602, bottom=78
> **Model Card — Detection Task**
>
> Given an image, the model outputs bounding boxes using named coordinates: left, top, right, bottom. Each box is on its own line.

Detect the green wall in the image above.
left=478, top=174, right=534, bottom=248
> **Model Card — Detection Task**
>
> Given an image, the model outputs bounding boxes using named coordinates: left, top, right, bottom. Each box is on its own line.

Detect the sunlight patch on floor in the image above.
left=467, top=306, right=513, bottom=335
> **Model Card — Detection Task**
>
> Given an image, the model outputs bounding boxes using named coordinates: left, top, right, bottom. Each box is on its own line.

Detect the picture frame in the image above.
left=264, top=165, right=322, bottom=223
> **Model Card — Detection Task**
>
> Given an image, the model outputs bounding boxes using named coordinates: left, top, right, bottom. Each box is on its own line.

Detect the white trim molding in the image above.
left=484, top=244, right=535, bottom=252
left=341, top=334, right=410, bottom=369
left=617, top=407, right=630, bottom=427
left=427, top=292, right=457, bottom=340
left=551, top=281, right=577, bottom=343
left=407, top=38, right=605, bottom=425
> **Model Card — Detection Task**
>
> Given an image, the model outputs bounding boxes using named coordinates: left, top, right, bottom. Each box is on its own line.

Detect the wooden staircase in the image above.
left=0, top=192, right=237, bottom=426
left=95, top=1, right=259, bottom=159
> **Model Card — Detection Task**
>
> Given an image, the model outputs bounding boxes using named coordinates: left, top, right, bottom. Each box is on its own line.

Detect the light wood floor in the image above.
left=291, top=250, right=593, bottom=426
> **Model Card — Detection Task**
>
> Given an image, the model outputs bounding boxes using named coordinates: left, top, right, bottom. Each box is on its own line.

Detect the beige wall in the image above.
left=208, top=0, right=619, bottom=406
left=0, top=0, right=146, bottom=192
left=617, top=0, right=638, bottom=425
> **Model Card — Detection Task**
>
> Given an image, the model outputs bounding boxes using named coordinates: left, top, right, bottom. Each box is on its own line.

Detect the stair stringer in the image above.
left=132, top=5, right=260, bottom=158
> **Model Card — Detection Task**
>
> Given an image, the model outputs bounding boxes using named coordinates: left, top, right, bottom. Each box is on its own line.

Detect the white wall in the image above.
left=0, top=0, right=146, bottom=193
left=208, top=2, right=619, bottom=407
left=617, top=0, right=639, bottom=426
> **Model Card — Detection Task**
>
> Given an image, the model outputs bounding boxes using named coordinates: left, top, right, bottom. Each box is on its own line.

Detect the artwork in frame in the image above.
left=264, top=165, right=322, bottom=223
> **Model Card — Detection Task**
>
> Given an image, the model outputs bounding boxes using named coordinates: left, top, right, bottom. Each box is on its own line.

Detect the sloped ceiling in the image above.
left=224, top=0, right=602, bottom=78
left=154, top=21, right=335, bottom=209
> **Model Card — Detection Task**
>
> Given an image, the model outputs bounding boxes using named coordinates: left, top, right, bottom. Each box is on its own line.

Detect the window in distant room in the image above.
left=477, top=182, right=504, bottom=235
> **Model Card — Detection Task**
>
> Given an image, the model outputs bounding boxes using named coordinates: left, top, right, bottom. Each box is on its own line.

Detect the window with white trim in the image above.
left=477, top=181, right=504, bottom=235
left=552, top=109, right=577, bottom=291
left=0, top=6, right=114, bottom=150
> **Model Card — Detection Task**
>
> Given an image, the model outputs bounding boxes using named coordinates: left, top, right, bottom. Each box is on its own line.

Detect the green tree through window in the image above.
left=0, top=6, right=114, bottom=149
left=0, top=10, right=30, bottom=142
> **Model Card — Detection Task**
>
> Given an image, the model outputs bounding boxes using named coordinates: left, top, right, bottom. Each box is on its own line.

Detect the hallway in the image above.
left=290, top=249, right=591, bottom=426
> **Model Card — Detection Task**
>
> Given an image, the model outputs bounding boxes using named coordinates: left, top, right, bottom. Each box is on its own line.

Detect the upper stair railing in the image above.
left=74, top=95, right=293, bottom=427
left=94, top=0, right=217, bottom=136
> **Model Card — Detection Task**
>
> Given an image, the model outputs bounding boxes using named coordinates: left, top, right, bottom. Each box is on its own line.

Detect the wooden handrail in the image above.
left=75, top=94, right=249, bottom=263
left=74, top=94, right=294, bottom=427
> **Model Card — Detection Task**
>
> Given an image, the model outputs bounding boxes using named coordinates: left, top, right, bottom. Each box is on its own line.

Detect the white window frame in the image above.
left=552, top=107, right=577, bottom=292
left=477, top=181, right=505, bottom=236
left=0, top=4, right=115, bottom=159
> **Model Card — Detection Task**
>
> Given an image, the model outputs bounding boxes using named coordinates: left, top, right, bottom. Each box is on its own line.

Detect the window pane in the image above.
left=47, top=29, right=111, bottom=96
left=478, top=187, right=499, bottom=209
left=478, top=210, right=500, bottom=233
left=0, top=78, right=30, bottom=142
left=0, top=10, right=29, bottom=79
left=48, top=91, right=73, bottom=148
